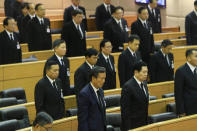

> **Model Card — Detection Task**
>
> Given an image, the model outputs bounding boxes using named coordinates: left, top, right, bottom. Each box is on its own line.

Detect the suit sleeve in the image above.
left=95, top=7, right=102, bottom=31
left=149, top=55, right=157, bottom=83
left=185, top=15, right=192, bottom=45
left=77, top=92, right=89, bottom=131
left=174, top=68, right=185, bottom=115
left=74, top=69, right=86, bottom=95
left=103, top=23, right=111, bottom=40
left=82, top=8, right=88, bottom=31
left=63, top=8, right=69, bottom=25
left=131, top=22, right=138, bottom=35
left=27, top=20, right=34, bottom=51
left=158, top=9, right=162, bottom=33
left=118, top=54, right=126, bottom=87
left=34, top=82, right=45, bottom=114
left=66, top=59, right=70, bottom=88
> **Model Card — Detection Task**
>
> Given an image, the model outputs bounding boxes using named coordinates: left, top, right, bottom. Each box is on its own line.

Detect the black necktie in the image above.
left=107, top=5, right=111, bottom=14
left=77, top=25, right=83, bottom=39
left=133, top=53, right=137, bottom=61
left=107, top=58, right=113, bottom=70
left=10, top=34, right=14, bottom=41
left=140, top=83, right=146, bottom=97
left=52, top=81, right=57, bottom=90
left=144, top=23, right=148, bottom=29
left=118, top=22, right=123, bottom=31
left=194, top=68, right=197, bottom=78
left=152, top=9, right=155, bottom=17
left=96, top=90, right=104, bottom=109
left=40, top=19, right=44, bottom=25
left=61, top=59, right=64, bottom=66
left=165, top=55, right=170, bottom=66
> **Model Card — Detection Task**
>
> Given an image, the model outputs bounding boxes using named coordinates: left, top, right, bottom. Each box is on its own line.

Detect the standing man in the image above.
left=28, top=3, right=52, bottom=51
left=0, top=17, right=21, bottom=65
left=95, top=0, right=115, bottom=31
left=61, top=9, right=86, bottom=57
left=104, top=6, right=129, bottom=52
left=77, top=66, right=106, bottom=131
left=131, top=7, right=155, bottom=64
left=118, top=35, right=141, bottom=87
left=185, top=0, right=197, bottom=45
left=46, top=39, right=71, bottom=96
left=4, top=0, right=16, bottom=17
left=175, top=48, right=197, bottom=117
left=12, top=0, right=24, bottom=20
left=121, top=61, right=149, bottom=130
left=63, top=0, right=87, bottom=30
left=149, top=39, right=174, bottom=83
left=147, top=0, right=162, bottom=33
left=96, top=39, right=116, bottom=90
left=74, top=48, right=98, bottom=95
left=35, top=60, right=65, bottom=120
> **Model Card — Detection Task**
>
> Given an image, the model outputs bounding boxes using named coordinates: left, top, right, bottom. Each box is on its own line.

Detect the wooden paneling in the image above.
left=22, top=50, right=54, bottom=60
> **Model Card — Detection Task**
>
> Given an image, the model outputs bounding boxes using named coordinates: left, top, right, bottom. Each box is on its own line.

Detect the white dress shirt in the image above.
left=72, top=20, right=83, bottom=38
left=187, top=62, right=196, bottom=74
left=134, top=76, right=147, bottom=96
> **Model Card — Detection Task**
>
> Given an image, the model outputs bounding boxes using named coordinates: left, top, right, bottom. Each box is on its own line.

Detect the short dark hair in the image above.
left=52, top=39, right=66, bottom=48
left=85, top=48, right=98, bottom=57
left=3, top=17, right=14, bottom=26
left=21, top=2, right=29, bottom=10
left=133, top=61, right=147, bottom=73
left=100, top=39, right=111, bottom=51
left=185, top=48, right=197, bottom=57
left=90, top=66, right=106, bottom=80
left=149, top=0, right=158, bottom=3
left=112, top=6, right=124, bottom=14
left=194, top=0, right=197, bottom=6
left=32, top=112, right=53, bottom=127
left=128, top=35, right=140, bottom=43
left=35, top=3, right=43, bottom=11
left=138, top=7, right=147, bottom=14
left=161, top=39, right=173, bottom=47
left=71, top=9, right=83, bottom=17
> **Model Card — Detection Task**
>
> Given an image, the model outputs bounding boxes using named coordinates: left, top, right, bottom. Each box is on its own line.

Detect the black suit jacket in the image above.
left=61, top=21, right=86, bottom=57
left=96, top=53, right=116, bottom=90
left=74, top=62, right=92, bottom=95
left=185, top=11, right=197, bottom=45
left=95, top=4, right=115, bottom=31
left=104, top=18, right=129, bottom=52
left=118, top=48, right=141, bottom=87
left=63, top=5, right=87, bottom=30
left=0, top=30, right=22, bottom=65
left=77, top=83, right=106, bottom=131
left=175, top=63, right=197, bottom=115
left=4, top=0, right=15, bottom=17
left=121, top=77, right=149, bottom=130
left=21, top=15, right=32, bottom=43
left=17, top=14, right=25, bottom=43
left=27, top=16, right=52, bottom=51
left=12, top=1, right=23, bottom=20
left=131, top=19, right=155, bottom=64
left=46, top=55, right=71, bottom=96
left=34, top=76, right=65, bottom=120
left=147, top=6, right=162, bottom=33
left=149, top=51, right=174, bottom=83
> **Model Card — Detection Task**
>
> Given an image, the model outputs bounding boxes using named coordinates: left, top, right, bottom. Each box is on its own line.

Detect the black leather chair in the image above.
left=65, top=108, right=78, bottom=117
left=149, top=96, right=157, bottom=101
left=106, top=113, right=121, bottom=131
left=162, top=93, right=174, bottom=98
left=149, top=112, right=177, bottom=124
left=0, top=106, right=30, bottom=129
left=167, top=103, right=176, bottom=113
left=0, top=97, right=18, bottom=108
left=0, top=119, right=19, bottom=131
left=0, top=88, right=27, bottom=104
left=104, top=95, right=121, bottom=109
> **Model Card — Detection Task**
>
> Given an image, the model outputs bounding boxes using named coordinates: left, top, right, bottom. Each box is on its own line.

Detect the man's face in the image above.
left=36, top=5, right=46, bottom=18
left=150, top=0, right=158, bottom=8
left=128, top=39, right=140, bottom=52
left=92, top=73, right=106, bottom=89
left=5, top=19, right=17, bottom=32
left=102, top=42, right=112, bottom=56
left=195, top=5, right=197, bottom=11
left=134, top=66, right=148, bottom=82
left=22, top=7, right=28, bottom=16
left=46, top=65, right=59, bottom=80
left=29, top=4, right=35, bottom=15
left=162, top=45, right=173, bottom=54
left=72, top=0, right=80, bottom=6
left=113, top=9, right=123, bottom=20
left=187, top=51, right=197, bottom=66
left=73, top=14, right=83, bottom=24
left=55, top=43, right=67, bottom=57
left=104, top=0, right=111, bottom=5
left=86, top=55, right=98, bottom=65
left=139, top=9, right=149, bottom=21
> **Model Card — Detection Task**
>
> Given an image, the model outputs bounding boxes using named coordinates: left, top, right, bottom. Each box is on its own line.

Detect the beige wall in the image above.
left=0, top=0, right=196, bottom=31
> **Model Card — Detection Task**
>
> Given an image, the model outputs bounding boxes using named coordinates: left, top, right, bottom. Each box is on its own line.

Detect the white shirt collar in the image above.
left=187, top=62, right=196, bottom=73
left=72, top=20, right=80, bottom=28
left=29, top=14, right=35, bottom=19
left=113, top=17, right=122, bottom=24
left=72, top=4, right=78, bottom=10
left=194, top=9, right=197, bottom=16
left=127, top=47, right=135, bottom=56
left=5, top=29, right=13, bottom=37
left=36, top=15, right=44, bottom=23
left=55, top=53, right=63, bottom=64
left=160, top=49, right=166, bottom=57
left=103, top=3, right=110, bottom=9
left=102, top=52, right=109, bottom=60
left=90, top=82, right=99, bottom=98
left=139, top=17, right=147, bottom=24
left=134, top=76, right=142, bottom=87
left=86, top=60, right=94, bottom=69
left=46, top=75, right=55, bottom=85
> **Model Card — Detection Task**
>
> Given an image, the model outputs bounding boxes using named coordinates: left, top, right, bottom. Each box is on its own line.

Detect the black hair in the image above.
left=90, top=66, right=106, bottom=80
left=161, top=39, right=173, bottom=47
left=52, top=39, right=66, bottom=49
left=43, top=60, right=59, bottom=76
left=85, top=48, right=98, bottom=57
left=111, top=6, right=124, bottom=14
left=3, top=17, right=14, bottom=26
left=32, top=112, right=53, bottom=127
left=185, top=48, right=197, bottom=57
left=133, top=61, right=147, bottom=73
left=194, top=0, right=197, bottom=6
left=35, top=3, right=43, bottom=11
left=21, top=2, right=29, bottom=10
left=138, top=7, right=147, bottom=14
left=128, top=35, right=140, bottom=43
left=100, top=39, right=111, bottom=51
left=71, top=9, right=83, bottom=17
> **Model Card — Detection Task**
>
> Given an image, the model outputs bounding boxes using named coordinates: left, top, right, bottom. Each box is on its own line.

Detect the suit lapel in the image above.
left=184, top=63, right=197, bottom=81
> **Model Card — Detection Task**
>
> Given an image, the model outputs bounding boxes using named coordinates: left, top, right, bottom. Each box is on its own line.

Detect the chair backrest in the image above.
left=149, top=112, right=177, bottom=124
left=166, top=103, right=176, bottom=113
left=0, top=106, right=30, bottom=129
left=162, top=93, right=174, bottom=98
left=0, top=88, right=27, bottom=104
left=0, top=97, right=18, bottom=108
left=0, top=119, right=19, bottom=131
left=22, top=55, right=38, bottom=63
left=104, top=95, right=121, bottom=108
left=65, top=108, right=78, bottom=117
left=106, top=113, right=121, bottom=128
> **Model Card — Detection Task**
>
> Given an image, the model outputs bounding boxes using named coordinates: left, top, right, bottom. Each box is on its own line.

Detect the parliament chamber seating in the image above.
left=0, top=119, right=19, bottom=131
left=0, top=97, right=18, bottom=108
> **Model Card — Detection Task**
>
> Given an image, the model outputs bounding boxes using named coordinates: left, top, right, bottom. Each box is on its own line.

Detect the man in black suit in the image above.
left=175, top=48, right=197, bottom=117
left=185, top=0, right=197, bottom=45
left=20, top=3, right=35, bottom=43
left=0, top=17, right=22, bottom=65
left=149, top=39, right=174, bottom=83
left=46, top=39, right=71, bottom=96
left=77, top=66, right=106, bottom=131
left=74, top=48, right=98, bottom=95
left=147, top=0, right=162, bottom=33
left=35, top=60, right=65, bottom=120
left=27, top=3, right=52, bottom=51
left=95, top=0, right=115, bottom=31
left=131, top=7, right=155, bottom=64
left=121, top=61, right=149, bottom=130
left=118, top=35, right=141, bottom=87
left=104, top=6, right=129, bottom=52
left=61, top=9, right=86, bottom=57
left=4, top=0, right=15, bottom=17
left=63, top=0, right=87, bottom=30
left=96, top=39, right=116, bottom=90
left=11, top=0, right=24, bottom=20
